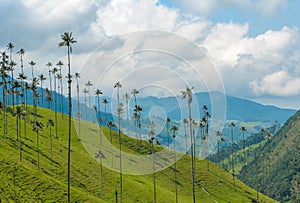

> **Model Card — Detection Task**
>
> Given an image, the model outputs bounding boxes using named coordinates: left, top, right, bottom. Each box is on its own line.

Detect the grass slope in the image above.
left=0, top=106, right=276, bottom=202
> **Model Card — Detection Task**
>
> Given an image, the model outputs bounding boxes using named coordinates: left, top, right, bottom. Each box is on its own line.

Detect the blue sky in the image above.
left=0, top=0, right=300, bottom=109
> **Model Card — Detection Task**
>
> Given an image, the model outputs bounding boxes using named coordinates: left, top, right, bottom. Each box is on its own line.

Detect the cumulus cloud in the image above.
left=250, top=71, right=300, bottom=96
left=96, top=0, right=179, bottom=36
left=1, top=0, right=300, bottom=109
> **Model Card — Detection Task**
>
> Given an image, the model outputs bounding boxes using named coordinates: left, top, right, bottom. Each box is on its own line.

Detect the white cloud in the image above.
left=96, top=0, right=179, bottom=36
left=250, top=71, right=300, bottom=96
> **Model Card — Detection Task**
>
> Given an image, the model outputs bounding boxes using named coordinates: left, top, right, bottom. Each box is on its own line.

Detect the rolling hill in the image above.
left=238, top=109, right=300, bottom=202
left=0, top=106, right=277, bottom=202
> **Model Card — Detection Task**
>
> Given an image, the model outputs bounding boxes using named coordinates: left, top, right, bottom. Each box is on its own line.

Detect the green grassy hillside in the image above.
left=0, top=106, right=276, bottom=202
left=241, top=110, right=300, bottom=202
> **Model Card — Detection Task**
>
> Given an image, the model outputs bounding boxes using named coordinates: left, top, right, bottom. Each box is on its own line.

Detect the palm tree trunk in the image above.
left=50, top=126, right=53, bottom=159
left=188, top=104, right=195, bottom=203
left=76, top=83, right=80, bottom=139
left=243, top=131, right=246, bottom=180
left=218, top=140, right=220, bottom=182
left=174, top=137, right=178, bottom=203
left=60, top=69, right=64, bottom=118
left=151, top=141, right=157, bottom=203
left=231, top=127, right=236, bottom=191
left=37, top=130, right=40, bottom=170
left=110, top=127, right=113, bottom=168
left=67, top=46, right=72, bottom=203
left=54, top=76, right=58, bottom=138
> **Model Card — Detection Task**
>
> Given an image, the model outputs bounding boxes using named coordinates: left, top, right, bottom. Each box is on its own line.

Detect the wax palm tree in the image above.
left=203, top=107, right=211, bottom=171
left=95, top=150, right=105, bottom=199
left=56, top=73, right=63, bottom=114
left=131, top=88, right=139, bottom=106
left=182, top=118, right=188, bottom=153
left=216, top=130, right=222, bottom=182
left=45, top=88, right=53, bottom=109
left=28, top=61, right=36, bottom=79
left=266, top=132, right=272, bottom=180
left=170, top=124, right=179, bottom=203
left=259, top=128, right=266, bottom=172
left=124, top=92, right=130, bottom=136
left=0, top=51, right=9, bottom=134
left=133, top=104, right=143, bottom=149
left=82, top=88, right=89, bottom=119
left=166, top=117, right=171, bottom=148
left=240, top=126, right=247, bottom=180
left=7, top=43, right=15, bottom=110
left=75, top=72, right=81, bottom=138
left=148, top=121, right=157, bottom=203
left=15, top=106, right=24, bottom=162
left=30, top=77, right=40, bottom=121
left=32, top=120, right=44, bottom=170
left=56, top=61, right=64, bottom=118
left=12, top=81, right=21, bottom=105
left=47, top=119, right=55, bottom=159
left=107, top=121, right=116, bottom=168
left=229, top=121, right=236, bottom=191
left=181, top=86, right=195, bottom=202
left=116, top=104, right=124, bottom=202
left=46, top=62, right=53, bottom=104
left=38, top=74, right=46, bottom=107
left=131, top=88, right=140, bottom=143
left=51, top=67, right=59, bottom=138
left=102, top=98, right=109, bottom=123
left=59, top=32, right=76, bottom=203
left=114, top=81, right=123, bottom=202
left=85, top=80, right=93, bottom=108
left=95, top=89, right=103, bottom=144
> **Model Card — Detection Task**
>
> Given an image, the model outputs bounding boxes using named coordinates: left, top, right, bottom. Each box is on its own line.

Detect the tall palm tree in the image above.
left=181, top=86, right=195, bottom=202
left=17, top=49, right=25, bottom=109
left=28, top=61, right=36, bottom=79
left=148, top=121, right=157, bottom=203
left=46, top=62, right=53, bottom=110
left=32, top=120, right=43, bottom=170
left=124, top=92, right=130, bottom=136
left=170, top=124, right=179, bottom=203
left=259, top=128, right=265, bottom=173
left=182, top=118, right=188, bottom=153
left=216, top=130, right=222, bottom=182
left=131, top=88, right=139, bottom=106
left=85, top=80, right=93, bottom=108
left=266, top=132, right=272, bottom=180
left=114, top=81, right=123, bottom=202
left=15, top=106, right=25, bottom=162
left=133, top=104, right=143, bottom=149
left=166, top=117, right=171, bottom=148
left=82, top=88, right=89, bottom=120
left=47, top=119, right=55, bottom=159
left=203, top=107, right=211, bottom=171
left=45, top=88, right=53, bottom=109
left=229, top=121, right=236, bottom=191
left=107, top=121, right=116, bottom=168
left=51, top=67, right=59, bottom=138
left=38, top=74, right=46, bottom=107
left=102, top=98, right=109, bottom=123
left=59, top=32, right=76, bottom=203
left=240, top=126, right=247, bottom=180
left=0, top=51, right=9, bottom=134
left=56, top=61, right=64, bottom=118
left=95, top=89, right=103, bottom=144
left=75, top=72, right=81, bottom=138
left=7, top=42, right=15, bottom=110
